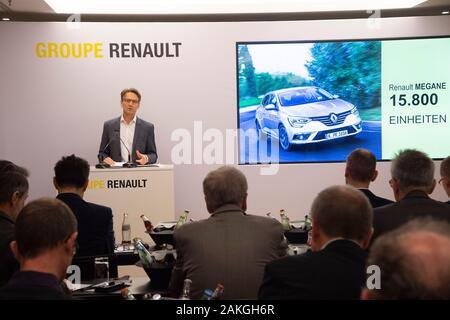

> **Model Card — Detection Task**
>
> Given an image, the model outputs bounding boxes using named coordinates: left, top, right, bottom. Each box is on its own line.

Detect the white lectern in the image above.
left=85, top=165, right=175, bottom=245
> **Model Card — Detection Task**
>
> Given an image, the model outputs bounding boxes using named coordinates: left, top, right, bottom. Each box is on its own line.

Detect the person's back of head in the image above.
left=345, top=148, right=377, bottom=187
left=203, top=166, right=248, bottom=213
left=0, top=160, right=29, bottom=177
left=54, top=154, right=90, bottom=192
left=365, top=218, right=450, bottom=299
left=0, top=171, right=29, bottom=220
left=390, top=149, right=435, bottom=198
left=439, top=156, right=450, bottom=198
left=11, top=198, right=78, bottom=281
left=310, top=185, right=373, bottom=251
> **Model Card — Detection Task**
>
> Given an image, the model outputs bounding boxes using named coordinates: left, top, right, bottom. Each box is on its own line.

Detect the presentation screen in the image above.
left=237, top=36, right=450, bottom=164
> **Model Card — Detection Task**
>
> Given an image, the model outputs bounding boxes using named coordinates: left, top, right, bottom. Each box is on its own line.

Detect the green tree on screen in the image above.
left=306, top=41, right=381, bottom=109
left=238, top=45, right=257, bottom=98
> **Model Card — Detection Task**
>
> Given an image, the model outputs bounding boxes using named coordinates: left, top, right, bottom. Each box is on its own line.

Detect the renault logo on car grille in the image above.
left=329, top=113, right=338, bottom=124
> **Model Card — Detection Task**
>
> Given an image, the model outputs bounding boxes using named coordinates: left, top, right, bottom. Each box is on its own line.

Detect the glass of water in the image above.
left=94, top=257, right=109, bottom=281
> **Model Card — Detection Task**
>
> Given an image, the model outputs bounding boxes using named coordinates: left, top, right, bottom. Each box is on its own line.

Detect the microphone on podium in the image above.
left=115, top=129, right=137, bottom=168
left=96, top=136, right=116, bottom=169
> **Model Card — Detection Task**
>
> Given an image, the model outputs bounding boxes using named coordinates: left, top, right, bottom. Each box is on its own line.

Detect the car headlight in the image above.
left=288, top=117, right=311, bottom=128
left=350, top=107, right=359, bottom=117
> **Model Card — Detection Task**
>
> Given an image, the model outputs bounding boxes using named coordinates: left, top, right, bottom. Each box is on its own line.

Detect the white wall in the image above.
left=0, top=16, right=449, bottom=222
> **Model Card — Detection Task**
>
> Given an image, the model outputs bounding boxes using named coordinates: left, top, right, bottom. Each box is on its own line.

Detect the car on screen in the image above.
left=255, top=86, right=362, bottom=151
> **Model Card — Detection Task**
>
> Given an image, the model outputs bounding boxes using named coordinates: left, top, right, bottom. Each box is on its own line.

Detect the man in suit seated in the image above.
left=0, top=198, right=78, bottom=299
left=98, top=88, right=157, bottom=166
left=54, top=155, right=115, bottom=257
left=362, top=218, right=450, bottom=300
left=258, top=185, right=373, bottom=300
left=169, top=166, right=287, bottom=299
left=0, top=168, right=29, bottom=287
left=372, top=149, right=450, bottom=242
left=439, top=156, right=450, bottom=204
left=345, top=148, right=393, bottom=208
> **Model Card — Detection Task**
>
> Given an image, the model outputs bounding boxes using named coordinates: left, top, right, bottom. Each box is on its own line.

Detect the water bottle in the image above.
left=303, top=214, right=312, bottom=231
left=179, top=278, right=192, bottom=300
left=201, top=289, right=214, bottom=300
left=122, top=213, right=131, bottom=245
left=140, top=214, right=154, bottom=233
left=133, top=238, right=154, bottom=268
left=175, top=210, right=190, bottom=229
left=279, top=209, right=292, bottom=231
left=210, top=283, right=224, bottom=300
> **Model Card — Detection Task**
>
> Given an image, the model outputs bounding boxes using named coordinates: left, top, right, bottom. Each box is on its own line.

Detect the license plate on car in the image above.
left=325, top=130, right=348, bottom=139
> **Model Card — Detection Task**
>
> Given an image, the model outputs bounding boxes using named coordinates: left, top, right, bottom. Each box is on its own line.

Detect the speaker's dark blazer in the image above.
left=0, top=211, right=19, bottom=287
left=373, top=190, right=450, bottom=242
left=98, top=116, right=157, bottom=164
left=57, top=193, right=115, bottom=257
left=359, top=189, right=394, bottom=208
left=258, top=239, right=367, bottom=300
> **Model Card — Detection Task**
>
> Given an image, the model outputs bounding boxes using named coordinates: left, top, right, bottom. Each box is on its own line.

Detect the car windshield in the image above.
left=278, top=88, right=334, bottom=107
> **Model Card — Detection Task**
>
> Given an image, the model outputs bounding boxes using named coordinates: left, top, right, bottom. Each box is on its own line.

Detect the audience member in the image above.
left=362, top=218, right=450, bottom=299
left=54, top=155, right=114, bottom=256
left=258, top=185, right=373, bottom=300
left=169, top=166, right=287, bottom=299
left=373, top=149, right=450, bottom=241
left=0, top=170, right=28, bottom=287
left=0, top=160, right=29, bottom=177
left=439, top=156, right=450, bottom=204
left=345, top=148, right=393, bottom=208
left=0, top=198, right=77, bottom=299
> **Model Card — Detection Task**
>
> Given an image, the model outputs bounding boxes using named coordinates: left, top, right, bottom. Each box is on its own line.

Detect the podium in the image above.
left=85, top=165, right=175, bottom=245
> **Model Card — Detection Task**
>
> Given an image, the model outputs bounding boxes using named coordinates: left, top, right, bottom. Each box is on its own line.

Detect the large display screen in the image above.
left=237, top=37, right=450, bottom=164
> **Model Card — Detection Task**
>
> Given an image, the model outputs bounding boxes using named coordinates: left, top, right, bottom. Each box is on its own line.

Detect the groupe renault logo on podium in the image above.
left=88, top=178, right=148, bottom=189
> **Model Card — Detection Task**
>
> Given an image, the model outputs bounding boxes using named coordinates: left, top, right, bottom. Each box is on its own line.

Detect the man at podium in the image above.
left=98, top=88, right=157, bottom=166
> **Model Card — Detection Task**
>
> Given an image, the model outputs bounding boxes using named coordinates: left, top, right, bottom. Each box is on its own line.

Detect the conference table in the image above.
left=72, top=276, right=170, bottom=300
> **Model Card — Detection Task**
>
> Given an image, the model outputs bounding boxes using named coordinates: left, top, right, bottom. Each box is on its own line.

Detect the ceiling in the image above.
left=0, top=0, right=449, bottom=21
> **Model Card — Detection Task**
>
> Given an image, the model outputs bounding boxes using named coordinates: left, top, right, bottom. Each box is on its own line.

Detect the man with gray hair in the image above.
left=439, top=156, right=450, bottom=204
left=372, top=149, right=450, bottom=242
left=169, top=166, right=286, bottom=299
left=362, top=218, right=450, bottom=299
left=259, top=185, right=373, bottom=300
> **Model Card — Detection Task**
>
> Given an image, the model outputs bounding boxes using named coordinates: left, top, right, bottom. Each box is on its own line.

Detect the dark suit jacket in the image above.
left=0, top=211, right=19, bottom=287
left=98, top=116, right=157, bottom=164
left=0, top=271, right=70, bottom=300
left=373, top=190, right=450, bottom=242
left=359, top=189, right=394, bottom=208
left=258, top=239, right=367, bottom=300
left=57, top=193, right=115, bottom=257
left=169, top=204, right=287, bottom=299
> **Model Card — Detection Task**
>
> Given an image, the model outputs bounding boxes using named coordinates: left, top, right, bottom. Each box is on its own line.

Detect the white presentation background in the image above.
left=0, top=16, right=449, bottom=222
